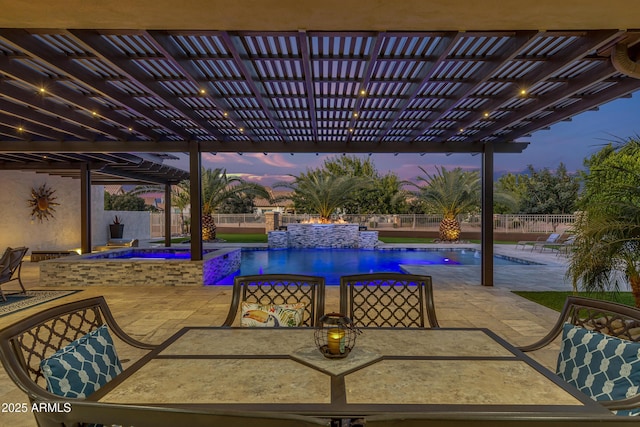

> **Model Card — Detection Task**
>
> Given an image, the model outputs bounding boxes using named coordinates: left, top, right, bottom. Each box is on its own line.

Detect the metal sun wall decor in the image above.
left=28, top=183, right=60, bottom=222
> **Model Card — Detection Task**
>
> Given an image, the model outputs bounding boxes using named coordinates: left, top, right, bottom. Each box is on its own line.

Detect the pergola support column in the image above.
left=481, top=142, right=494, bottom=287
left=164, top=183, right=172, bottom=247
left=80, top=163, right=91, bottom=254
left=189, top=141, right=203, bottom=261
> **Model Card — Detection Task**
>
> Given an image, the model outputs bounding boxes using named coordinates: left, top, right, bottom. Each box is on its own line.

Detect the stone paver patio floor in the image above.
left=0, top=243, right=588, bottom=427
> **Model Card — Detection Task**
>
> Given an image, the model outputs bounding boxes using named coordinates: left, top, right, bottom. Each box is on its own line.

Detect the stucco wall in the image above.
left=100, top=210, right=151, bottom=243
left=0, top=171, right=151, bottom=254
left=0, top=171, right=101, bottom=252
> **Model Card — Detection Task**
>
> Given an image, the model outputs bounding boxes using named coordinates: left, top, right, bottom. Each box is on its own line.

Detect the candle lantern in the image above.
left=314, top=313, right=360, bottom=359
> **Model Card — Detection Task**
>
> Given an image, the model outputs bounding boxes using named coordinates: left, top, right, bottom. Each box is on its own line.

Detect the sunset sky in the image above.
left=165, top=92, right=640, bottom=186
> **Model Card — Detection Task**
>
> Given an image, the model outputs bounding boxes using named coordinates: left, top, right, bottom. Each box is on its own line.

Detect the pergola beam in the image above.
left=438, top=30, right=625, bottom=143
left=297, top=30, right=319, bottom=142
left=376, top=32, right=460, bottom=141
left=0, top=29, right=167, bottom=140
left=503, top=77, right=640, bottom=140
left=68, top=29, right=217, bottom=141
left=143, top=31, right=230, bottom=142
left=407, top=31, right=539, bottom=141
left=219, top=31, right=291, bottom=143
left=0, top=139, right=529, bottom=153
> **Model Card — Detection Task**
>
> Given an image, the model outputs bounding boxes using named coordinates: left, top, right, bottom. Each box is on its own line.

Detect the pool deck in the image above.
left=0, top=242, right=612, bottom=426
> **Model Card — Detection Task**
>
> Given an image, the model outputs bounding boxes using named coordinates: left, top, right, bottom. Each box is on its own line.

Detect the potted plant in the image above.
left=109, top=215, right=124, bottom=239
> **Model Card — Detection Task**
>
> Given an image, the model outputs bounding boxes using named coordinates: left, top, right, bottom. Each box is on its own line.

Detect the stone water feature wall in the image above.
left=268, top=223, right=378, bottom=249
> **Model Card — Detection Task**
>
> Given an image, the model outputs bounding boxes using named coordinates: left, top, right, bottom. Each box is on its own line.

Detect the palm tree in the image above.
left=200, top=168, right=270, bottom=240
left=413, top=166, right=480, bottom=242
left=567, top=139, right=640, bottom=307
left=276, top=170, right=369, bottom=221
left=130, top=181, right=191, bottom=234
left=172, top=180, right=191, bottom=234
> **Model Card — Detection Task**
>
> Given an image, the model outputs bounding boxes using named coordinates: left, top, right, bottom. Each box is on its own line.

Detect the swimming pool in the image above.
left=216, top=248, right=537, bottom=285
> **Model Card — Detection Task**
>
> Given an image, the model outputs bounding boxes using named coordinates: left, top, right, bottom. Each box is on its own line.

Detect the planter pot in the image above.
left=109, top=224, right=124, bottom=239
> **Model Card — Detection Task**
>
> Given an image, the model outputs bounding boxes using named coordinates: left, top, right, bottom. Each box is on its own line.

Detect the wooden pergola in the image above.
left=1, top=1, right=639, bottom=285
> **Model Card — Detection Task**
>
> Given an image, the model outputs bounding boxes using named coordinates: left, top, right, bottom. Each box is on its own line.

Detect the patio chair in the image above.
left=551, top=234, right=577, bottom=256
left=0, top=296, right=157, bottom=427
left=33, top=400, right=331, bottom=427
left=533, top=234, right=577, bottom=253
left=339, top=273, right=439, bottom=328
left=518, top=296, right=640, bottom=415
left=223, top=274, right=326, bottom=327
left=0, top=246, right=29, bottom=301
left=515, top=233, right=562, bottom=251
left=363, top=412, right=640, bottom=426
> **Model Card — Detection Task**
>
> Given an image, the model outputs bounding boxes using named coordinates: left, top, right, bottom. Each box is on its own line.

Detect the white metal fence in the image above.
left=149, top=212, right=577, bottom=237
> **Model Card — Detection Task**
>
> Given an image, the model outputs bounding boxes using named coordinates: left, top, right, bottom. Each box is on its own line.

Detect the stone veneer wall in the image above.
left=268, top=223, right=378, bottom=248
left=268, top=231, right=288, bottom=248
left=39, top=248, right=241, bottom=286
left=358, top=231, right=379, bottom=249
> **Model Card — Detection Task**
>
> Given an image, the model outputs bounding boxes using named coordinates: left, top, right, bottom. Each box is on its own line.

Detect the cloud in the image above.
left=245, top=153, right=297, bottom=168
left=202, top=152, right=253, bottom=165
left=233, top=173, right=295, bottom=186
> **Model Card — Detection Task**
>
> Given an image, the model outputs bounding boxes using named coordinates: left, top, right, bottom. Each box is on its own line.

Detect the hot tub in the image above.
left=39, top=248, right=241, bottom=287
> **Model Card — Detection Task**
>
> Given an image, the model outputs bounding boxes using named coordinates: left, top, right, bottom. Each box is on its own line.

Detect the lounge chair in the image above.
left=515, top=233, right=562, bottom=251
left=538, top=234, right=577, bottom=254
left=0, top=246, right=29, bottom=301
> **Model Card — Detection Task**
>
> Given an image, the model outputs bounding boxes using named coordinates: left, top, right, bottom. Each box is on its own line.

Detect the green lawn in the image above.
left=151, top=234, right=268, bottom=243
left=378, top=236, right=435, bottom=243
left=512, top=291, right=636, bottom=312
left=216, top=233, right=267, bottom=243
left=151, top=237, right=190, bottom=244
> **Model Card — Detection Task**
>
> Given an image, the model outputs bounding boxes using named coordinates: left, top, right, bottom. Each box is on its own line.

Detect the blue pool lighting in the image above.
left=216, top=248, right=536, bottom=285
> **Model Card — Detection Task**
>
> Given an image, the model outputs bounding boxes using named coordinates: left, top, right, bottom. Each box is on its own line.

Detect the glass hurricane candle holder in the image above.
left=314, top=313, right=360, bottom=359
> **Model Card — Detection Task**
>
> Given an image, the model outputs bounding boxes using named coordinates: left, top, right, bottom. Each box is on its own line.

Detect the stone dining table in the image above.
left=89, top=327, right=614, bottom=424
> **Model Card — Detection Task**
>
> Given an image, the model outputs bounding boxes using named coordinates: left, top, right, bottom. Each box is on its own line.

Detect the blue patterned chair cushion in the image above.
left=40, top=325, right=123, bottom=398
left=556, top=323, right=640, bottom=416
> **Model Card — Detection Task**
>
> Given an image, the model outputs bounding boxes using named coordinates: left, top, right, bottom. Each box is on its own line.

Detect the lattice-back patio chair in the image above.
left=0, top=296, right=157, bottom=427
left=518, top=296, right=640, bottom=415
left=0, top=246, right=29, bottom=301
left=362, top=412, right=640, bottom=426
left=223, top=274, right=326, bottom=327
left=339, top=273, right=439, bottom=328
